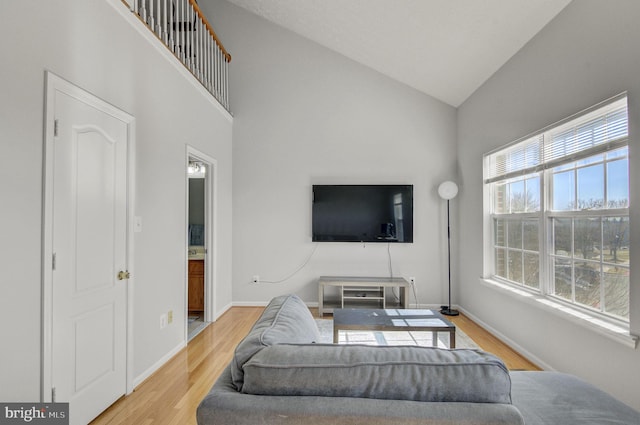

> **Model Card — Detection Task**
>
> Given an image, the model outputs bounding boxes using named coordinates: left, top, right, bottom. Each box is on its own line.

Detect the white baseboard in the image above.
left=232, top=301, right=271, bottom=307
left=409, top=303, right=448, bottom=310
left=132, top=341, right=186, bottom=389
left=231, top=301, right=448, bottom=309
left=213, top=302, right=233, bottom=321
left=232, top=301, right=319, bottom=308
left=132, top=302, right=231, bottom=391
left=457, top=306, right=553, bottom=371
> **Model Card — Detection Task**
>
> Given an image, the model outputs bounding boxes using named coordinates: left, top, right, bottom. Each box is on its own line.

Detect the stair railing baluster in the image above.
left=162, top=0, right=167, bottom=43
left=199, top=11, right=202, bottom=79
left=168, top=0, right=174, bottom=52
left=148, top=0, right=155, bottom=29
left=121, top=0, right=231, bottom=111
left=179, top=0, right=184, bottom=61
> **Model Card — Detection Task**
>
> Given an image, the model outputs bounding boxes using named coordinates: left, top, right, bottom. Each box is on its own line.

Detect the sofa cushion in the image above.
left=199, top=366, right=526, bottom=425
left=242, top=344, right=512, bottom=403
left=231, top=294, right=320, bottom=390
left=510, top=371, right=640, bottom=425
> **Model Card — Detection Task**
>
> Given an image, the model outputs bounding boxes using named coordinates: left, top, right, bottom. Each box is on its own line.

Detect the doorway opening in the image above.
left=186, top=149, right=216, bottom=341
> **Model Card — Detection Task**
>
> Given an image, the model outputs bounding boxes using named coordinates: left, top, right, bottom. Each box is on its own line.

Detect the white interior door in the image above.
left=47, top=79, right=131, bottom=425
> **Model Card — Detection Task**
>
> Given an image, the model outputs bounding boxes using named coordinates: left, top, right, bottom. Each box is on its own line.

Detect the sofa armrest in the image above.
left=231, top=294, right=320, bottom=391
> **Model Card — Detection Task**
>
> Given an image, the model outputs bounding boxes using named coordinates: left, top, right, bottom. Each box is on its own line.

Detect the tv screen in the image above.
left=312, top=185, right=413, bottom=243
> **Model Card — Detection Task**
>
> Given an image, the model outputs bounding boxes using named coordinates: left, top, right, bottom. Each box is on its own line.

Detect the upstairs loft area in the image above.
left=122, top=0, right=231, bottom=111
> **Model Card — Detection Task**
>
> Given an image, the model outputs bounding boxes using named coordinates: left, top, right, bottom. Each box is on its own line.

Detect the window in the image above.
left=484, top=95, right=630, bottom=321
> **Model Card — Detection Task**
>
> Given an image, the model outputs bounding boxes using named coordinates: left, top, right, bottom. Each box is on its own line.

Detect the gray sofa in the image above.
left=197, top=294, right=640, bottom=424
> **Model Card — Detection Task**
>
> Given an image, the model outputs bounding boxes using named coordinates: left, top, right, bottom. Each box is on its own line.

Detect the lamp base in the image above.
left=440, top=307, right=459, bottom=316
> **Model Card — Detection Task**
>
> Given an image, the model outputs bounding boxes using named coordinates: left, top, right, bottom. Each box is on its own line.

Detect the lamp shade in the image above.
left=438, top=181, right=458, bottom=200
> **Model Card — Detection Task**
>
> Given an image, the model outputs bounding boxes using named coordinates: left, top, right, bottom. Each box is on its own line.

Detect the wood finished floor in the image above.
left=91, top=306, right=540, bottom=425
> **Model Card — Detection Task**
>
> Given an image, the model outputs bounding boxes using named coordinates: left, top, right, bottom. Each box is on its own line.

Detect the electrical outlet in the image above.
left=409, top=277, right=416, bottom=285
left=167, top=310, right=173, bottom=324
left=160, top=313, right=167, bottom=329
left=252, top=275, right=259, bottom=284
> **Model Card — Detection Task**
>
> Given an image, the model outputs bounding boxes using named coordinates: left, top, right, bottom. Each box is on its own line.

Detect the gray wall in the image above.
left=0, top=0, right=233, bottom=401
left=458, top=0, right=640, bottom=409
left=202, top=0, right=458, bottom=305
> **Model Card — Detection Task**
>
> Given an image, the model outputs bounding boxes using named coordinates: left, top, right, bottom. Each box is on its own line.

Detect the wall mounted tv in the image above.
left=312, top=185, right=413, bottom=243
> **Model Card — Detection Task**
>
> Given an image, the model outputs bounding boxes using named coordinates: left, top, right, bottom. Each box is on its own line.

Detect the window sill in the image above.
left=479, top=277, right=638, bottom=349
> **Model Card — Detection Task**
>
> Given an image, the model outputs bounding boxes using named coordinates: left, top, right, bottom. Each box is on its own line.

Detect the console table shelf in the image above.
left=318, top=276, right=410, bottom=316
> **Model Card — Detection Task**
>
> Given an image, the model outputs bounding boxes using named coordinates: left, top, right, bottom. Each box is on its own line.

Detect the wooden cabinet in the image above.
left=188, top=260, right=204, bottom=312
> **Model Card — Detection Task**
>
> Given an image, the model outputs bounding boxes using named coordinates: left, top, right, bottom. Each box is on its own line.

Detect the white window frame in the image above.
left=483, top=93, right=633, bottom=342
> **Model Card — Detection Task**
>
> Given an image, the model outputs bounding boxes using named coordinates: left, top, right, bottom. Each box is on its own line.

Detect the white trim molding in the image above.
left=132, top=341, right=185, bottom=389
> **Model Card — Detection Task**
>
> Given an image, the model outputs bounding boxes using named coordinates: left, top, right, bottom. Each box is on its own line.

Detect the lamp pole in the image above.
left=438, top=181, right=459, bottom=316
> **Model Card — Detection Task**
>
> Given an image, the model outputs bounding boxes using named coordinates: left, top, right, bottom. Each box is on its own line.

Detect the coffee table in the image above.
left=332, top=308, right=456, bottom=348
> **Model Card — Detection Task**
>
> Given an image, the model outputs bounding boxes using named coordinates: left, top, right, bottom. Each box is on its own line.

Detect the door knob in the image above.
left=117, top=270, right=131, bottom=280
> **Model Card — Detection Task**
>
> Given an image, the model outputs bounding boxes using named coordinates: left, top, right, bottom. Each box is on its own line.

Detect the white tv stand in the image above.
left=318, top=276, right=410, bottom=316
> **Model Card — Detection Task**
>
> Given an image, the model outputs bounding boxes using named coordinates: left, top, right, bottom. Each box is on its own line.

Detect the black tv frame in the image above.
left=311, top=184, right=414, bottom=243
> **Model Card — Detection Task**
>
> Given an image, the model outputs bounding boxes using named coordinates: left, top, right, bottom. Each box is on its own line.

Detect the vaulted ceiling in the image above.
left=224, top=0, right=572, bottom=107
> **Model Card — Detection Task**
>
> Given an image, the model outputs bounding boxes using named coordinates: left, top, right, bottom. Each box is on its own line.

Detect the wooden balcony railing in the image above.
left=123, top=0, right=231, bottom=111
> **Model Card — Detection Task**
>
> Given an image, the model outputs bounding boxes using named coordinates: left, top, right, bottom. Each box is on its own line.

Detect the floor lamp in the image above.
left=438, top=181, right=459, bottom=316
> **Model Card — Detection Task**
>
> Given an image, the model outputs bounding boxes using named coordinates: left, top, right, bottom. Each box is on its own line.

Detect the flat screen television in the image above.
left=312, top=185, right=413, bottom=243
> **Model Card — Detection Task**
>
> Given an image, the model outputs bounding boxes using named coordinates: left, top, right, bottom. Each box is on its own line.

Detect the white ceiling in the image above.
left=224, top=0, right=572, bottom=107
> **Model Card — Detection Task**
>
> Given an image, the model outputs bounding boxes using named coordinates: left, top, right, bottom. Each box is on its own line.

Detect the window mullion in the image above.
left=600, top=218, right=605, bottom=314
left=604, top=153, right=609, bottom=208
left=521, top=220, right=525, bottom=285
left=504, top=221, right=510, bottom=280
left=541, top=169, right=550, bottom=296
left=570, top=218, right=576, bottom=304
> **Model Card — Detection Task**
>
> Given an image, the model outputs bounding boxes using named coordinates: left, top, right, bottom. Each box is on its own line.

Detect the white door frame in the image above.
left=42, top=71, right=136, bottom=400
left=185, top=146, right=218, bottom=338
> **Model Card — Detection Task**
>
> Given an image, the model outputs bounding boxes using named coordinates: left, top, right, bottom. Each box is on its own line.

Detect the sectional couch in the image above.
left=197, top=294, right=640, bottom=424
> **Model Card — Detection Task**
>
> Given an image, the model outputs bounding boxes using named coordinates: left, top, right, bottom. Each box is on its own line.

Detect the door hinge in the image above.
left=52, top=253, right=57, bottom=271
left=54, top=119, right=59, bottom=137
left=51, top=386, right=56, bottom=402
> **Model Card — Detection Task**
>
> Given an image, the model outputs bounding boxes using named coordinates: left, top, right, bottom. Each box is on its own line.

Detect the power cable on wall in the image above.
left=253, top=242, right=418, bottom=308
left=253, top=243, right=319, bottom=284
left=387, top=241, right=419, bottom=307
left=388, top=243, right=400, bottom=303
left=410, top=279, right=419, bottom=308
